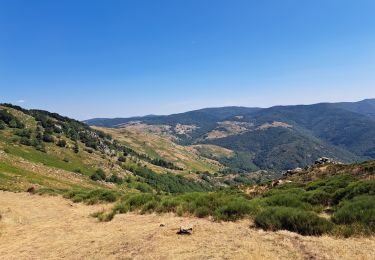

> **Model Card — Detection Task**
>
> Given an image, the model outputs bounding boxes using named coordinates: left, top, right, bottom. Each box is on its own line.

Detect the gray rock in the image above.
left=177, top=224, right=193, bottom=235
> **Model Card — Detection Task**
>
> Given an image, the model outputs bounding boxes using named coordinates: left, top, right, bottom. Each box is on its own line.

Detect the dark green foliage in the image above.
left=263, top=193, right=309, bottom=209
left=83, top=172, right=375, bottom=237
left=57, top=139, right=67, bottom=147
left=0, top=109, right=24, bottom=128
left=332, top=180, right=375, bottom=203
left=20, top=137, right=32, bottom=146
left=332, top=196, right=375, bottom=233
left=110, top=191, right=256, bottom=221
left=134, top=182, right=153, bottom=192
left=255, top=207, right=332, bottom=235
left=63, top=189, right=120, bottom=204
left=150, top=158, right=182, bottom=170
left=214, top=198, right=255, bottom=221
left=33, top=139, right=46, bottom=152
left=302, top=190, right=331, bottom=205
left=73, top=142, right=79, bottom=153
left=42, top=133, right=54, bottom=143
left=35, top=128, right=43, bottom=140
left=128, top=165, right=210, bottom=193
left=0, top=120, right=5, bottom=130
left=67, top=128, right=79, bottom=141
left=23, top=106, right=113, bottom=153
left=306, top=175, right=354, bottom=193
left=117, top=156, right=126, bottom=162
left=90, top=169, right=106, bottom=181
left=14, top=129, right=32, bottom=138
left=106, top=174, right=123, bottom=184
left=217, top=152, right=259, bottom=173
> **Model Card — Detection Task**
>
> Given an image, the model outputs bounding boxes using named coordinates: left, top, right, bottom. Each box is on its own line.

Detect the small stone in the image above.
left=177, top=224, right=193, bottom=235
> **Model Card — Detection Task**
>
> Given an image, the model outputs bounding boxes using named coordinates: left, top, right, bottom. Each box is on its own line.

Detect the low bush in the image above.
left=332, top=181, right=375, bottom=204
left=255, top=206, right=333, bottom=235
left=20, top=137, right=32, bottom=146
left=306, top=175, right=354, bottom=193
left=129, top=165, right=211, bottom=193
left=90, top=169, right=106, bottom=181
left=214, top=199, right=255, bottom=221
left=302, top=190, right=331, bottom=206
left=106, top=191, right=258, bottom=222
left=263, top=193, right=308, bottom=209
left=42, top=133, right=54, bottom=143
left=332, top=195, right=375, bottom=232
left=63, top=189, right=120, bottom=204
left=57, top=139, right=67, bottom=147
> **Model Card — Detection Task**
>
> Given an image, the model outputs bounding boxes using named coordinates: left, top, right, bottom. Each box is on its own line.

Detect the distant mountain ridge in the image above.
left=85, top=99, right=375, bottom=173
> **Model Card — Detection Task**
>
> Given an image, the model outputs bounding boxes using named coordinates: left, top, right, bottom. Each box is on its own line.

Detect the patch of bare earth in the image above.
left=257, top=121, right=292, bottom=130
left=1, top=192, right=375, bottom=260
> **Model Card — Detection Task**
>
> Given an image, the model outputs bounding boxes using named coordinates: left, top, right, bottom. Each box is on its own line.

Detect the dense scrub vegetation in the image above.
left=125, top=164, right=210, bottom=193
left=86, top=175, right=375, bottom=237
left=254, top=207, right=332, bottom=235
left=0, top=104, right=181, bottom=172
left=2, top=103, right=375, bottom=238
left=0, top=109, right=25, bottom=129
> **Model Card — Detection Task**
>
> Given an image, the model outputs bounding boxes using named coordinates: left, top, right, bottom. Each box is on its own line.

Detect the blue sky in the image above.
left=1, top=0, right=375, bottom=120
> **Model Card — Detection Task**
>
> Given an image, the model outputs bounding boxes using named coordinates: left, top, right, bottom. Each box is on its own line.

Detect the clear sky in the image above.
left=1, top=0, right=375, bottom=120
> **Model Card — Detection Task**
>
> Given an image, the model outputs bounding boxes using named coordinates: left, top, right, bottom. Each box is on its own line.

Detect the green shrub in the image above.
left=63, top=189, right=120, bottom=204
left=43, top=133, right=54, bottom=143
left=0, top=120, right=5, bottom=130
left=214, top=199, right=254, bottom=221
left=90, top=169, right=106, bottom=181
left=306, top=175, right=354, bottom=193
left=332, top=195, right=375, bottom=232
left=36, top=188, right=65, bottom=196
left=126, top=193, right=157, bottom=209
left=73, top=142, right=79, bottom=153
left=303, top=190, right=331, bottom=205
left=106, top=174, right=123, bottom=184
left=134, top=182, right=153, bottom=192
left=15, top=129, right=32, bottom=138
left=57, top=139, right=67, bottom=147
left=333, top=180, right=375, bottom=204
left=0, top=109, right=24, bottom=128
left=141, top=200, right=159, bottom=213
left=263, top=194, right=308, bottom=209
left=255, top=207, right=333, bottom=236
left=131, top=165, right=210, bottom=193
left=194, top=206, right=210, bottom=218
left=20, top=137, right=32, bottom=146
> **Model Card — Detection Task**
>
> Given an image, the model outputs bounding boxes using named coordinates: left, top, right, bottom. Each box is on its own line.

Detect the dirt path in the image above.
left=0, top=191, right=374, bottom=260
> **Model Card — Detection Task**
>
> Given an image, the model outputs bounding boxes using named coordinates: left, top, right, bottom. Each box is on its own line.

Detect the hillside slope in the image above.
left=0, top=104, right=215, bottom=194
left=86, top=99, right=375, bottom=172
left=93, top=126, right=225, bottom=174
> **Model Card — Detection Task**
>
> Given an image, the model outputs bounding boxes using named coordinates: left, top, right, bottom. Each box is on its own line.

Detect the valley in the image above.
left=3, top=1, right=375, bottom=259
left=1, top=101, right=375, bottom=259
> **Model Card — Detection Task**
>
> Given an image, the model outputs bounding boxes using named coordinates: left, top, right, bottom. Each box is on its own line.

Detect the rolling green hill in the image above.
left=0, top=104, right=217, bottom=194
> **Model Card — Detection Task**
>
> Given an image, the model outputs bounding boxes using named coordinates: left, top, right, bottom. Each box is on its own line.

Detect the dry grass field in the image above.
left=1, top=191, right=375, bottom=260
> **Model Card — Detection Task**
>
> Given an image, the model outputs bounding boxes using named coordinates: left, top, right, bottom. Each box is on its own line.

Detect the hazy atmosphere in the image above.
left=1, top=0, right=375, bottom=119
